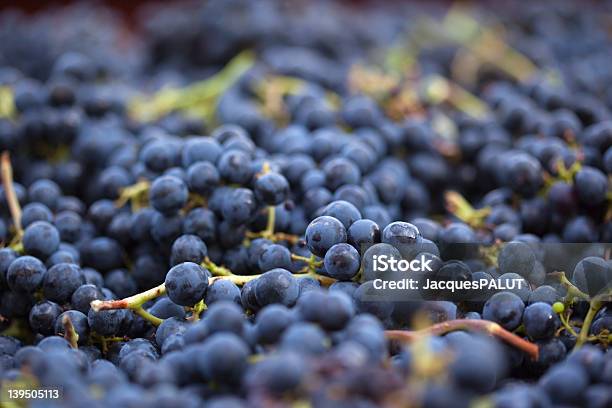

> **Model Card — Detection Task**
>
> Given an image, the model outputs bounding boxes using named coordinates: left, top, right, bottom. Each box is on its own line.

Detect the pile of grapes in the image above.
left=0, top=1, right=611, bottom=407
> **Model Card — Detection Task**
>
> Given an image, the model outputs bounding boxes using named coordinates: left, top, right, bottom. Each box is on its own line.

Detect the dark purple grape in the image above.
left=482, top=292, right=525, bottom=331
left=165, top=262, right=209, bottom=306
left=305, top=215, right=347, bottom=257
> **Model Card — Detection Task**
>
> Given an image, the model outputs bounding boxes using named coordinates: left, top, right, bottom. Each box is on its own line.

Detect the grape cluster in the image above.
left=0, top=1, right=611, bottom=407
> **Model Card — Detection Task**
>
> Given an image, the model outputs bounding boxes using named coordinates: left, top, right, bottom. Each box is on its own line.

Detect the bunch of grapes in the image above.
left=0, top=1, right=611, bottom=407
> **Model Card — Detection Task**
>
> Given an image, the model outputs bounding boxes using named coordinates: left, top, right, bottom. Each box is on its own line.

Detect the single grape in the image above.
left=71, top=284, right=104, bottom=314
left=42, top=262, right=85, bottom=303
left=258, top=244, right=292, bottom=272
left=305, top=215, right=347, bottom=257
left=498, top=241, right=537, bottom=278
left=22, top=221, right=60, bottom=260
left=196, top=333, right=249, bottom=384
left=186, top=161, right=220, bottom=196
left=574, top=166, right=608, bottom=205
left=539, top=363, right=589, bottom=405
left=149, top=175, right=189, bottom=215
left=164, top=262, right=210, bottom=306
left=482, top=291, right=525, bottom=331
left=205, top=279, right=242, bottom=306
left=221, top=188, right=258, bottom=226
left=523, top=302, right=560, bottom=340
left=87, top=308, right=128, bottom=337
left=254, top=268, right=300, bottom=307
left=6, top=255, right=46, bottom=293
left=170, top=234, right=208, bottom=266
left=280, top=322, right=328, bottom=356
left=254, top=172, right=289, bottom=205
left=347, top=219, right=381, bottom=250
left=323, top=243, right=360, bottom=281
left=147, top=297, right=186, bottom=320
left=254, top=304, right=295, bottom=345
left=29, top=300, right=62, bottom=335
left=320, top=200, right=362, bottom=229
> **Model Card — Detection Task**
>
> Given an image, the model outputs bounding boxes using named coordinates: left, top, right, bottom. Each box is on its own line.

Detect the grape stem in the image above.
left=576, top=299, right=603, bottom=348
left=207, top=270, right=336, bottom=286
left=202, top=257, right=233, bottom=276
left=291, top=254, right=324, bottom=273
left=1, top=151, right=22, bottom=238
left=244, top=160, right=302, bottom=244
left=423, top=74, right=490, bottom=119
left=264, top=205, right=276, bottom=237
left=91, top=283, right=166, bottom=312
left=550, top=271, right=590, bottom=301
left=558, top=311, right=578, bottom=337
left=184, top=193, right=207, bottom=211
left=538, top=273, right=607, bottom=348
left=292, top=254, right=334, bottom=284
left=91, top=270, right=338, bottom=321
left=586, top=332, right=611, bottom=344
left=128, top=50, right=254, bottom=124
left=385, top=319, right=539, bottom=360
left=187, top=300, right=207, bottom=322
left=245, top=230, right=300, bottom=244
left=208, top=275, right=259, bottom=285
left=133, top=306, right=163, bottom=327
left=479, top=241, right=502, bottom=266
left=541, top=160, right=582, bottom=195
left=255, top=162, right=274, bottom=239
left=256, top=75, right=306, bottom=124
left=554, top=159, right=581, bottom=184
left=90, top=333, right=126, bottom=354
left=114, top=179, right=150, bottom=210
left=444, top=190, right=491, bottom=228
left=0, top=85, right=15, bottom=119
left=62, top=314, right=79, bottom=349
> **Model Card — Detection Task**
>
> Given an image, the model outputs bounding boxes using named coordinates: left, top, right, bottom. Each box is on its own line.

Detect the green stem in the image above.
left=0, top=86, right=15, bottom=119
left=555, top=160, right=581, bottom=184
left=133, top=306, right=163, bottom=327
left=245, top=230, right=301, bottom=244
left=291, top=254, right=313, bottom=263
left=202, top=257, right=233, bottom=276
left=209, top=274, right=261, bottom=285
left=444, top=190, right=490, bottom=228
left=576, top=300, right=603, bottom=348
left=242, top=162, right=303, bottom=245
left=187, top=300, right=206, bottom=322
left=292, top=254, right=325, bottom=278
left=114, top=180, right=150, bottom=209
left=91, top=283, right=166, bottom=312
left=90, top=332, right=126, bottom=353
left=551, top=272, right=590, bottom=302
left=291, top=254, right=323, bottom=267
left=265, top=205, right=276, bottom=237
left=559, top=311, right=578, bottom=337
left=207, top=269, right=336, bottom=287
left=129, top=50, right=254, bottom=124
